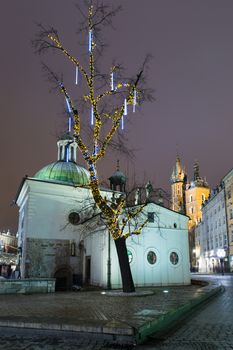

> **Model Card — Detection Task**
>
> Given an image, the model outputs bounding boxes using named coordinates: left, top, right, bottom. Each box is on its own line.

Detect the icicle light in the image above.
left=121, top=115, right=124, bottom=130
left=133, top=89, right=137, bottom=113
left=66, top=97, right=72, bottom=113
left=68, top=117, right=72, bottom=132
left=88, top=30, right=92, bottom=52
left=111, top=71, right=114, bottom=91
left=124, top=98, right=127, bottom=116
left=75, top=66, right=79, bottom=85
left=91, top=105, right=94, bottom=125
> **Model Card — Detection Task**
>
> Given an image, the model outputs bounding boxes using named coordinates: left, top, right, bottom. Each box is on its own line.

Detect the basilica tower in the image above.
left=171, top=157, right=187, bottom=213
left=185, top=161, right=210, bottom=229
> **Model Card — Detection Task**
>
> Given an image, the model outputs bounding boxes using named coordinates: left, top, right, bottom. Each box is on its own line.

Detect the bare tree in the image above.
left=32, top=1, right=153, bottom=293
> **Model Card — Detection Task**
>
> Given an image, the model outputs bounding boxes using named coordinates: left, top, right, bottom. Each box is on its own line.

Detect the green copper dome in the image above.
left=34, top=161, right=90, bottom=186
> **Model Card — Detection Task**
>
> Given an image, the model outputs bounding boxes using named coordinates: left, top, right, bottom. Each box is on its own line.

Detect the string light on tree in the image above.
left=45, top=4, right=148, bottom=248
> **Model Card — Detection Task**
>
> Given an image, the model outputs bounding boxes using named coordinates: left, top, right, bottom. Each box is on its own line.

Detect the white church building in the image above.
left=15, top=135, right=191, bottom=290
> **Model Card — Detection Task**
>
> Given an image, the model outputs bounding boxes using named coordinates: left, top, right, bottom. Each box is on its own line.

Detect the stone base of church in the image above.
left=0, top=278, right=55, bottom=294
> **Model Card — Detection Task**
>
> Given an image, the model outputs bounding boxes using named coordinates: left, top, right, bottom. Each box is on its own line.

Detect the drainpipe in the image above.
left=107, top=230, right=111, bottom=290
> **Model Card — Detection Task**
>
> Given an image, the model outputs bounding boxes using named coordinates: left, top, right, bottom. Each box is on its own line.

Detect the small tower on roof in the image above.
left=57, top=132, right=78, bottom=163
left=170, top=156, right=187, bottom=213
left=109, top=160, right=126, bottom=192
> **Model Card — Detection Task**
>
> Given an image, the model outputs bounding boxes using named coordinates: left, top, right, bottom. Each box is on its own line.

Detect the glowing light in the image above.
left=47, top=4, right=148, bottom=243
left=91, top=106, right=94, bottom=125
left=121, top=115, right=124, bottom=130
left=75, top=66, right=79, bottom=85
left=89, top=30, right=92, bottom=52
left=133, top=89, right=137, bottom=113
left=111, top=72, right=114, bottom=91
left=94, top=141, right=99, bottom=156
left=66, top=97, right=72, bottom=113
left=124, top=98, right=127, bottom=116
left=68, top=117, right=72, bottom=132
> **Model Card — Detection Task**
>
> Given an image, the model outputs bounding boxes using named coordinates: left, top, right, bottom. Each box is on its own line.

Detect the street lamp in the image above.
left=217, top=249, right=226, bottom=275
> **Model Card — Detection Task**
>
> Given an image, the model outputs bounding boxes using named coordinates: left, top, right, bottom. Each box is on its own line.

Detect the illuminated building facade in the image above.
left=198, top=185, right=228, bottom=273
left=185, top=162, right=210, bottom=229
left=15, top=137, right=191, bottom=289
left=171, top=159, right=210, bottom=269
left=222, top=168, right=233, bottom=271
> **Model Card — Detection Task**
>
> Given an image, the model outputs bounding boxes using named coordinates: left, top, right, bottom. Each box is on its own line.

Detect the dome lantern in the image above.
left=34, top=134, right=90, bottom=186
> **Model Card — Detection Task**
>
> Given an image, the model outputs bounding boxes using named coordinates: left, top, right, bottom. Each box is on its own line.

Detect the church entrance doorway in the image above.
left=54, top=266, right=72, bottom=291
left=85, top=256, right=91, bottom=285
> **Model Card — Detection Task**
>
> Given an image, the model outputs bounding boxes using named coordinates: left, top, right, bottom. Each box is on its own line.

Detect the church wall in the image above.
left=16, top=179, right=190, bottom=288
left=17, top=180, right=95, bottom=280
left=84, top=228, right=107, bottom=286
left=101, top=204, right=190, bottom=289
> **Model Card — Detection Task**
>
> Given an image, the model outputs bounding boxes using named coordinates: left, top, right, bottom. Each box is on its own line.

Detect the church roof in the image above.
left=171, top=157, right=186, bottom=183
left=34, top=161, right=90, bottom=186
left=109, top=170, right=126, bottom=183
left=109, top=160, right=126, bottom=185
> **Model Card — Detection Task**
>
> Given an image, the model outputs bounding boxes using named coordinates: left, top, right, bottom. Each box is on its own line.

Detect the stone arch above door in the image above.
left=54, top=265, right=73, bottom=291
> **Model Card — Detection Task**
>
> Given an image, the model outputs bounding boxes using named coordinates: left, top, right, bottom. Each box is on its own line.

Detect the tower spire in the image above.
left=171, top=156, right=187, bottom=214
left=193, top=161, right=200, bottom=181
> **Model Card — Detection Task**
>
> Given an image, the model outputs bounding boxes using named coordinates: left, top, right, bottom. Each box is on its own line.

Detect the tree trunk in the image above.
left=114, top=236, right=135, bottom=293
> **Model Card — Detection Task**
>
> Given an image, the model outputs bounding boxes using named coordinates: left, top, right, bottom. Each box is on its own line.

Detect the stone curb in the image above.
left=135, top=281, right=223, bottom=344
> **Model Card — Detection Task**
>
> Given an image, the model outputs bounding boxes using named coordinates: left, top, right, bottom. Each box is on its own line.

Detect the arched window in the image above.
left=70, top=147, right=74, bottom=161
left=59, top=146, right=63, bottom=160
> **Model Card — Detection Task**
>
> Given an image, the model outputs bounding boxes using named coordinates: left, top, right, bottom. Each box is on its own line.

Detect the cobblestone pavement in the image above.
left=0, top=277, right=222, bottom=349
left=0, top=327, right=134, bottom=350
left=136, top=275, right=233, bottom=350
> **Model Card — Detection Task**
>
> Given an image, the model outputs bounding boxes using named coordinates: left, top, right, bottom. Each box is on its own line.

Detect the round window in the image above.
left=68, top=212, right=80, bottom=225
left=147, top=251, right=157, bottom=265
left=170, top=251, right=179, bottom=265
left=127, top=249, right=133, bottom=264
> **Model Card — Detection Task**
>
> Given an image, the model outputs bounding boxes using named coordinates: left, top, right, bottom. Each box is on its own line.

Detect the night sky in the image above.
left=1, top=0, right=233, bottom=232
